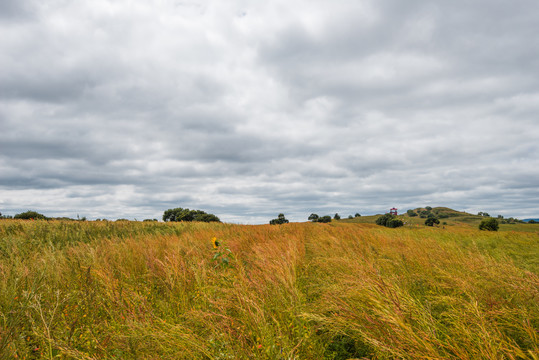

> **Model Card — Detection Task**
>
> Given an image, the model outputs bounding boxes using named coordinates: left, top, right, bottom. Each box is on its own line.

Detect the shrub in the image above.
left=163, top=208, right=221, bottom=222
left=354, top=213, right=361, bottom=217
left=375, top=214, right=393, bottom=227
left=317, top=216, right=332, bottom=223
left=14, top=210, right=47, bottom=220
left=376, top=214, right=403, bottom=228
left=334, top=213, right=341, bottom=220
left=407, top=210, right=418, bottom=217
left=425, top=217, right=440, bottom=226
left=479, top=218, right=499, bottom=231
left=387, top=219, right=404, bottom=228
left=270, top=213, right=289, bottom=225
left=308, top=213, right=319, bottom=222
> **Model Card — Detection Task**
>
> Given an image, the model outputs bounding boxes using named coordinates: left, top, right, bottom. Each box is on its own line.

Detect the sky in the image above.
left=1, top=0, right=538, bottom=223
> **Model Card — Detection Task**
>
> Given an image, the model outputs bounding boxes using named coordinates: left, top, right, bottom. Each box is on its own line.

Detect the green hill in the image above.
left=340, top=207, right=536, bottom=232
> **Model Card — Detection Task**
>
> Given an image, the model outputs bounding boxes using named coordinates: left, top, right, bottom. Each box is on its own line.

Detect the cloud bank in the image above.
left=1, top=0, right=538, bottom=222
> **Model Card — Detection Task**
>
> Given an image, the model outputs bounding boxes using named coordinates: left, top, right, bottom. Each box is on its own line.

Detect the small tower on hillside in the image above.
left=390, top=207, right=398, bottom=216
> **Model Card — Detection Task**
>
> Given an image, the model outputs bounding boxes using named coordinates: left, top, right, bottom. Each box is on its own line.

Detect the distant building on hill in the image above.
left=390, top=207, right=398, bottom=215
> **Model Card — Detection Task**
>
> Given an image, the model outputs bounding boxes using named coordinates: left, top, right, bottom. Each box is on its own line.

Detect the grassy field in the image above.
left=0, top=220, right=538, bottom=359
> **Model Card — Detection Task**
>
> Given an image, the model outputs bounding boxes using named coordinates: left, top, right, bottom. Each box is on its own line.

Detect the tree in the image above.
left=425, top=217, right=440, bottom=226
left=163, top=207, right=220, bottom=222
left=348, top=215, right=353, bottom=219
left=354, top=213, right=361, bottom=217
left=425, top=206, right=432, bottom=211
left=334, top=213, right=341, bottom=220
left=14, top=210, right=47, bottom=220
left=308, top=214, right=332, bottom=223
left=376, top=213, right=393, bottom=226
left=376, top=213, right=403, bottom=228
left=529, top=219, right=536, bottom=224
left=479, top=218, right=499, bottom=231
left=407, top=209, right=418, bottom=217
left=270, top=213, right=289, bottom=225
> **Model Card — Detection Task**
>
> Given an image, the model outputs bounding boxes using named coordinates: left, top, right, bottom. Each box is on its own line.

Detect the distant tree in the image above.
left=270, top=213, right=289, bottom=225
left=407, top=209, right=417, bottom=217
left=348, top=215, right=353, bottom=219
left=163, top=207, right=220, bottom=222
left=334, top=213, right=341, bottom=220
left=14, top=211, right=47, bottom=220
left=425, top=217, right=440, bottom=226
left=194, top=213, right=221, bottom=222
left=143, top=219, right=158, bottom=222
left=354, top=213, right=361, bottom=217
left=317, top=215, right=332, bottom=223
left=528, top=219, right=536, bottom=224
left=308, top=213, right=319, bottom=222
left=425, top=206, right=432, bottom=211
left=376, top=214, right=393, bottom=227
left=376, top=214, right=404, bottom=228
left=479, top=218, right=499, bottom=231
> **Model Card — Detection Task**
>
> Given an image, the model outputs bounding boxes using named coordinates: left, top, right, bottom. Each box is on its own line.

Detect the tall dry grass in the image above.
left=0, top=220, right=537, bottom=359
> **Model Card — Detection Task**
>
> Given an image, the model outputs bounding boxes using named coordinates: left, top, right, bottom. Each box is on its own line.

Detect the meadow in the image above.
left=0, top=219, right=538, bottom=359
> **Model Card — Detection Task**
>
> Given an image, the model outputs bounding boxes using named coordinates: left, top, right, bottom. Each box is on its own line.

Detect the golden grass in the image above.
left=0, top=220, right=537, bottom=359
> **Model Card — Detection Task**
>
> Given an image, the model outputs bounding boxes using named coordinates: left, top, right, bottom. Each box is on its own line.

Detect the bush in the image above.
left=163, top=208, right=221, bottom=222
left=479, top=218, right=499, bottom=231
left=376, top=214, right=403, bottom=228
left=375, top=214, right=393, bottom=226
left=14, top=210, right=47, bottom=220
left=407, top=210, right=418, bottom=217
left=270, top=213, right=289, bottom=225
left=354, top=213, right=361, bottom=217
left=334, top=213, right=341, bottom=220
left=425, top=217, right=440, bottom=226
left=309, top=214, right=332, bottom=223
left=387, top=219, right=404, bottom=228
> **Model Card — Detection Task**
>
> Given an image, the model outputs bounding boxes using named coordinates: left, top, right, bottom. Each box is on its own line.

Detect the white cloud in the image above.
left=1, top=0, right=539, bottom=222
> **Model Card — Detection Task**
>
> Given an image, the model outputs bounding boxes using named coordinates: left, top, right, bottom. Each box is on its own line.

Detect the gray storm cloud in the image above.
left=1, top=0, right=538, bottom=222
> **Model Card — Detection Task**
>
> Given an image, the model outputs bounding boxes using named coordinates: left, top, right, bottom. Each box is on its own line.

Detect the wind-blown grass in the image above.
left=0, top=220, right=537, bottom=359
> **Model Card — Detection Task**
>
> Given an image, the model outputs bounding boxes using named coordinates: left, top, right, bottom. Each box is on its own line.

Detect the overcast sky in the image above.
left=1, top=0, right=538, bottom=223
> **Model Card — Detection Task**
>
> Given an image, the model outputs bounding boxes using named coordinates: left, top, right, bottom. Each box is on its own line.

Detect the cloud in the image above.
left=1, top=0, right=538, bottom=222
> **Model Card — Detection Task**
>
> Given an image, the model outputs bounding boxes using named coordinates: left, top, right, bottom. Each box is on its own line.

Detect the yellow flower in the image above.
left=212, top=237, right=219, bottom=248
